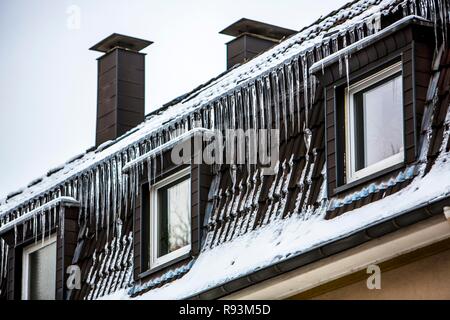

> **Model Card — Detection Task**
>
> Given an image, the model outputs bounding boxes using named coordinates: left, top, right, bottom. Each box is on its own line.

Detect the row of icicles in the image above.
left=0, top=0, right=449, bottom=288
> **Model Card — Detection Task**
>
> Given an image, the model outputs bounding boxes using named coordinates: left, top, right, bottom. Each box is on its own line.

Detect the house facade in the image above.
left=1, top=0, right=450, bottom=300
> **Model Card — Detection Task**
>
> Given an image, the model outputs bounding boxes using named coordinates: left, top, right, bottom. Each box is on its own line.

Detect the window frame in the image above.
left=149, top=167, right=192, bottom=270
left=21, top=235, right=57, bottom=300
left=345, top=61, right=405, bottom=183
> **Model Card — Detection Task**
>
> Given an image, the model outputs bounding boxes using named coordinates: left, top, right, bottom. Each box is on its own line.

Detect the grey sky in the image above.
left=0, top=0, right=348, bottom=198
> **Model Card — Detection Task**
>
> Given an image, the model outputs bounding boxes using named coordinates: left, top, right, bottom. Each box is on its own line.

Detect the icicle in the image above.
left=286, top=63, right=295, bottom=134
left=345, top=54, right=350, bottom=90
left=22, top=219, right=27, bottom=243
left=0, top=240, right=5, bottom=282
left=250, top=83, right=259, bottom=163
left=41, top=211, right=45, bottom=244
left=349, top=28, right=356, bottom=45
left=48, top=202, right=52, bottom=240
left=373, top=13, right=381, bottom=34
left=214, top=101, right=220, bottom=133
left=230, top=94, right=236, bottom=130
left=33, top=213, right=37, bottom=243
left=410, top=0, right=417, bottom=16
left=83, top=175, right=89, bottom=225
left=129, top=162, right=135, bottom=221
left=332, top=36, right=339, bottom=53
left=53, top=206, right=57, bottom=233
left=78, top=176, right=83, bottom=226
left=59, top=207, right=65, bottom=239
left=271, top=71, right=281, bottom=134
left=0, top=240, right=4, bottom=281
left=264, top=76, right=273, bottom=132
left=293, top=59, right=301, bottom=133
left=301, top=54, right=309, bottom=131
left=95, top=167, right=100, bottom=234
left=312, top=73, right=318, bottom=109
left=3, top=244, right=7, bottom=281
left=210, top=104, right=216, bottom=130
left=278, top=68, right=288, bottom=141
left=158, top=134, right=164, bottom=184
left=14, top=224, right=17, bottom=246
left=304, top=128, right=313, bottom=158
left=147, top=157, right=152, bottom=189
left=123, top=152, right=129, bottom=219
left=112, top=158, right=118, bottom=236
left=223, top=97, right=230, bottom=131
left=134, top=160, right=140, bottom=205
left=202, top=108, right=208, bottom=129
left=149, top=138, right=155, bottom=186
left=135, top=143, right=143, bottom=187
left=105, top=161, right=111, bottom=239
left=101, top=164, right=106, bottom=229
left=89, top=171, right=95, bottom=228
left=419, top=0, right=429, bottom=20
left=356, top=24, right=365, bottom=41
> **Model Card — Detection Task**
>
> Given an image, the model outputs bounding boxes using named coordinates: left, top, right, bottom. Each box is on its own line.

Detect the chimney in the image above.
left=90, top=34, right=153, bottom=146
left=219, top=18, right=296, bottom=70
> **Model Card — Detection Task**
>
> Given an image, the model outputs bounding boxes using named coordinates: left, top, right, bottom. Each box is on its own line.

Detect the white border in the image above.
left=149, top=168, right=191, bottom=269
left=21, top=235, right=57, bottom=300
left=345, top=62, right=404, bottom=183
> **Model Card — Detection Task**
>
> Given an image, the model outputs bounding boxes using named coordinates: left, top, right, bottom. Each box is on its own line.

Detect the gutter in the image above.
left=187, top=193, right=450, bottom=300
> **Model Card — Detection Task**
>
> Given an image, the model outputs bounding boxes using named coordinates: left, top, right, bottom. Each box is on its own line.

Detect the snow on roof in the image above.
left=0, top=0, right=401, bottom=216
left=102, top=150, right=450, bottom=300
left=2, top=0, right=449, bottom=301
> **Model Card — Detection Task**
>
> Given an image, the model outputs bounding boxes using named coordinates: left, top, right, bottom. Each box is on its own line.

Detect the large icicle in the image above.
left=279, top=67, right=288, bottom=140
left=301, top=54, right=309, bottom=132
left=112, top=158, right=118, bottom=236
left=271, top=71, right=281, bottom=134
left=287, top=63, right=295, bottom=134
left=105, top=161, right=111, bottom=239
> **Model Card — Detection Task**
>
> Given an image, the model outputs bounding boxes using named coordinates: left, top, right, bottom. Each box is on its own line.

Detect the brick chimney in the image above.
left=220, top=18, right=296, bottom=70
left=90, top=34, right=153, bottom=146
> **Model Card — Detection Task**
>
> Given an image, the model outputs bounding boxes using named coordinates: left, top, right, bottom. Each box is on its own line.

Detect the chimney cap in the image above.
left=90, top=33, right=153, bottom=53
left=219, top=18, right=297, bottom=40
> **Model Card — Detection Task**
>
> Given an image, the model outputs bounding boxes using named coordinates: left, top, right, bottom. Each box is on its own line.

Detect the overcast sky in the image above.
left=0, top=0, right=348, bottom=198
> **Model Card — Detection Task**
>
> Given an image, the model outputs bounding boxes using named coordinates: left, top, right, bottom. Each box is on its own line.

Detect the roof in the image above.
left=2, top=0, right=450, bottom=300
left=105, top=152, right=450, bottom=299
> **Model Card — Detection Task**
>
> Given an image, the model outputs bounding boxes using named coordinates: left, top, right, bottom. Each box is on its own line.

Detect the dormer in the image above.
left=310, top=16, right=436, bottom=218
left=123, top=129, right=213, bottom=282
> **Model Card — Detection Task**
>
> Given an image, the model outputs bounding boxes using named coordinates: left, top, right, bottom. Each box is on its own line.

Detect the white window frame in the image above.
left=345, top=62, right=404, bottom=183
left=21, top=235, right=57, bottom=300
left=149, top=167, right=191, bottom=269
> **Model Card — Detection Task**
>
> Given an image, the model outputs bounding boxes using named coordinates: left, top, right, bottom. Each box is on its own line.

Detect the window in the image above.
left=345, top=62, right=404, bottom=183
left=22, top=236, right=56, bottom=300
left=150, top=168, right=191, bottom=269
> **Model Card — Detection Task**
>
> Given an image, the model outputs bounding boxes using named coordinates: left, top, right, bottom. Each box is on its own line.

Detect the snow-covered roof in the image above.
left=104, top=148, right=450, bottom=300
left=1, top=0, right=450, bottom=300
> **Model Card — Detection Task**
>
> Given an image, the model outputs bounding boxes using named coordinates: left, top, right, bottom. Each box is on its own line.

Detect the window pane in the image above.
left=158, top=177, right=191, bottom=257
left=355, top=75, right=403, bottom=169
left=29, top=242, right=56, bottom=300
